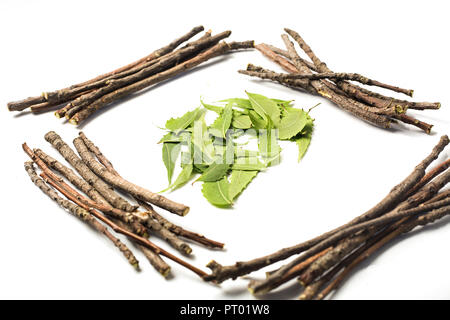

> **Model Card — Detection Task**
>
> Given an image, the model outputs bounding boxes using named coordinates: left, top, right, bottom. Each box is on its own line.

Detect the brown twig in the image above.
left=40, top=171, right=207, bottom=278
left=77, top=131, right=224, bottom=249
left=43, top=131, right=137, bottom=212
left=72, top=135, right=189, bottom=216
left=113, top=218, right=171, bottom=277
left=315, top=201, right=450, bottom=300
left=204, top=136, right=449, bottom=284
left=33, top=148, right=145, bottom=231
left=24, top=161, right=139, bottom=269
left=70, top=40, right=253, bottom=124
left=7, top=26, right=205, bottom=112
left=33, top=143, right=193, bottom=255
left=243, top=28, right=439, bottom=133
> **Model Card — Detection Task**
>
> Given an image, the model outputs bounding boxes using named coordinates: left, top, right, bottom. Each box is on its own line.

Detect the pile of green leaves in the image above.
left=159, top=92, right=315, bottom=207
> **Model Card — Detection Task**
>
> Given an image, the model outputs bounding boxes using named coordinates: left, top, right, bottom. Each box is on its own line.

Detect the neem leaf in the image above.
left=232, top=114, right=252, bottom=129
left=159, top=131, right=190, bottom=143
left=294, top=116, right=314, bottom=162
left=160, top=163, right=194, bottom=192
left=162, top=143, right=181, bottom=184
left=219, top=98, right=253, bottom=110
left=234, top=148, right=259, bottom=158
left=248, top=110, right=267, bottom=129
left=272, top=99, right=294, bottom=109
left=201, top=100, right=223, bottom=114
left=258, top=120, right=281, bottom=165
left=246, top=91, right=281, bottom=126
left=165, top=108, right=203, bottom=133
left=211, top=102, right=233, bottom=138
left=229, top=170, right=258, bottom=201
left=193, top=163, right=209, bottom=173
left=201, top=177, right=232, bottom=207
left=232, top=157, right=266, bottom=171
left=192, top=113, right=215, bottom=163
left=195, top=161, right=230, bottom=182
left=278, top=108, right=308, bottom=140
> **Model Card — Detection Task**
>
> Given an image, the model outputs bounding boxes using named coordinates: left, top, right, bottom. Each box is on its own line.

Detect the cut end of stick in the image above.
left=409, top=89, right=414, bottom=97
left=69, top=118, right=78, bottom=125
left=161, top=267, right=171, bottom=278
left=132, top=262, right=140, bottom=271
left=182, top=207, right=190, bottom=216
left=54, top=111, right=62, bottom=119
left=183, top=246, right=193, bottom=255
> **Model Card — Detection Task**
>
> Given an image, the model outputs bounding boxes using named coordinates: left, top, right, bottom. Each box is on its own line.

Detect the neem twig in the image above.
left=35, top=142, right=192, bottom=255
left=44, top=131, right=137, bottom=212
left=70, top=40, right=253, bottom=124
left=24, top=161, right=139, bottom=269
left=113, top=218, right=171, bottom=277
left=41, top=171, right=207, bottom=278
left=78, top=131, right=224, bottom=249
left=243, top=28, right=440, bottom=133
left=8, top=27, right=254, bottom=125
left=73, top=136, right=189, bottom=216
left=316, top=199, right=450, bottom=300
left=7, top=26, right=205, bottom=112
left=204, top=136, right=449, bottom=289
left=31, top=148, right=147, bottom=236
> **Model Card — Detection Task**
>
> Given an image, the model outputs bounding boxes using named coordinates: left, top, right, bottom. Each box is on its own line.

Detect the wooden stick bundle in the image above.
left=24, top=131, right=224, bottom=278
left=8, top=26, right=253, bottom=125
left=239, top=28, right=440, bottom=133
left=204, top=135, right=450, bottom=299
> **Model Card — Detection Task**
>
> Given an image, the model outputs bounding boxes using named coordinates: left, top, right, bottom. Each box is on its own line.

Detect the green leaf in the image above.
left=192, top=113, right=215, bottom=164
left=248, top=110, right=267, bottom=129
left=193, top=164, right=209, bottom=173
left=201, top=100, right=223, bottom=114
left=201, top=177, right=232, bottom=207
left=232, top=114, right=252, bottom=129
left=258, top=120, right=281, bottom=166
left=229, top=170, right=258, bottom=201
left=294, top=117, right=314, bottom=162
left=161, top=164, right=194, bottom=192
left=195, top=161, right=230, bottom=182
left=159, top=131, right=190, bottom=143
left=278, top=108, right=308, bottom=140
left=272, top=99, right=294, bottom=109
left=162, top=143, right=181, bottom=184
left=232, top=157, right=266, bottom=171
left=165, top=108, right=203, bottom=133
left=246, top=92, right=281, bottom=126
left=211, top=103, right=233, bottom=138
left=180, top=151, right=192, bottom=168
left=219, top=98, right=252, bottom=110
left=234, top=148, right=259, bottom=158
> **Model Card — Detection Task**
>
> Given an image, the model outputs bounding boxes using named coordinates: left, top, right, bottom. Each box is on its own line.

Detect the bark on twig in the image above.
left=73, top=136, right=189, bottom=216
left=205, top=136, right=449, bottom=285
left=78, top=131, right=224, bottom=249
left=7, top=26, right=205, bottom=112
left=44, top=131, right=137, bottom=212
left=243, top=28, right=440, bottom=133
left=70, top=41, right=253, bottom=124
left=40, top=171, right=207, bottom=278
left=24, top=161, right=139, bottom=269
left=113, top=218, right=171, bottom=277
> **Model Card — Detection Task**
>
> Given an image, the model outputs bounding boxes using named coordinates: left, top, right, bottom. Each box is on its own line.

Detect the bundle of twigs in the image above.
left=204, top=135, right=450, bottom=299
left=24, top=131, right=223, bottom=278
left=8, top=26, right=253, bottom=125
left=239, top=28, right=440, bottom=133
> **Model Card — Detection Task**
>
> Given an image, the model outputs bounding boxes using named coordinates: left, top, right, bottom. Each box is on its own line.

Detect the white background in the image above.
left=0, top=0, right=449, bottom=300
